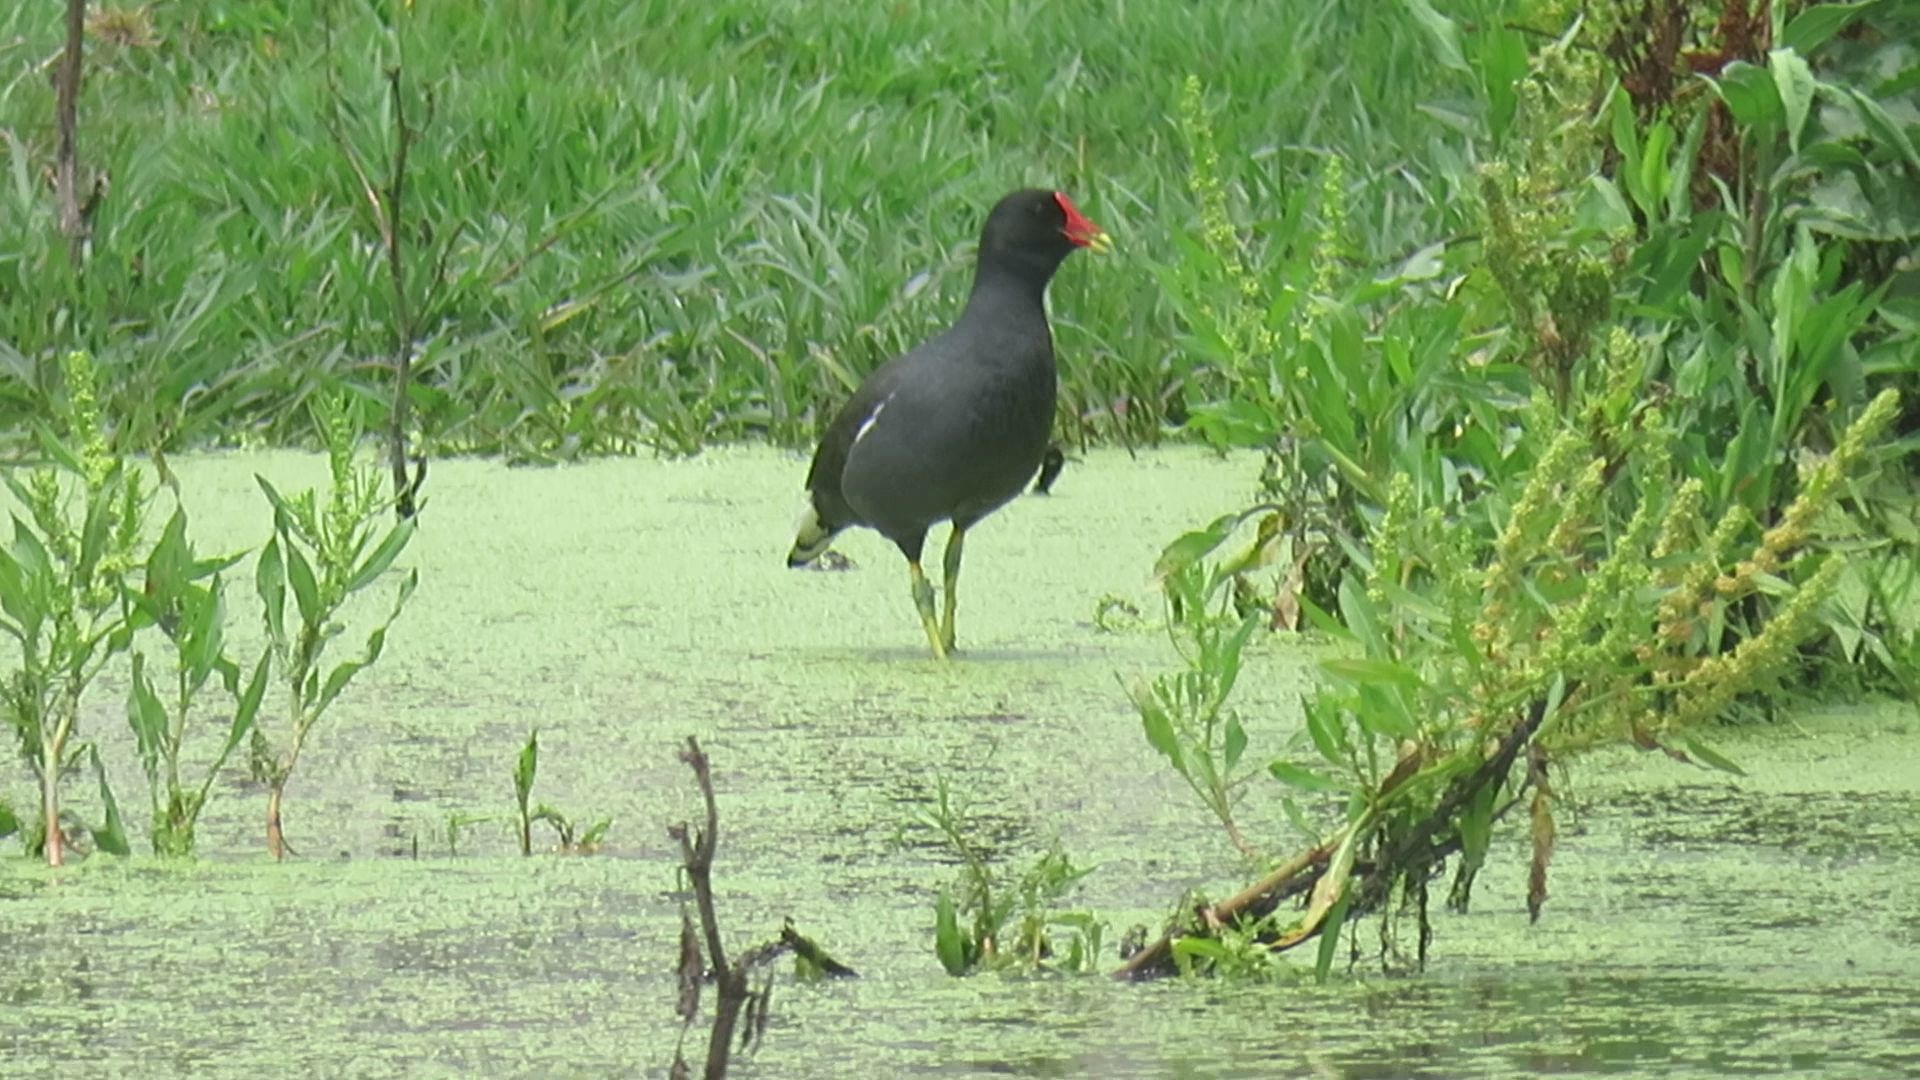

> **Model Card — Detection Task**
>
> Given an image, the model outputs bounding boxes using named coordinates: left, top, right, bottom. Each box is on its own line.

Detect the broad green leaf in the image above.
left=344, top=518, right=416, bottom=595
left=76, top=482, right=118, bottom=585
left=1152, top=512, right=1243, bottom=584
left=391, top=568, right=420, bottom=613
left=317, top=654, right=369, bottom=716
left=0, top=801, right=17, bottom=841
left=1543, top=675, right=1568, bottom=726
left=188, top=548, right=248, bottom=581
left=1714, top=61, right=1781, bottom=132
left=580, top=819, right=612, bottom=848
left=1667, top=105, right=1711, bottom=219
left=89, top=745, right=131, bottom=857
left=934, top=892, right=969, bottom=975
left=1267, top=760, right=1350, bottom=793
left=1782, top=2, right=1879, bottom=55
left=1456, top=781, right=1497, bottom=878
left=182, top=580, right=226, bottom=690
left=1170, top=936, right=1228, bottom=975
left=1281, top=796, right=1316, bottom=839
left=1636, top=119, right=1674, bottom=216
left=256, top=535, right=286, bottom=642
left=1684, top=737, right=1747, bottom=776
left=1214, top=613, right=1260, bottom=700
left=1305, top=700, right=1349, bottom=766
left=1313, top=889, right=1353, bottom=984
left=284, top=542, right=321, bottom=630
left=1477, top=24, right=1529, bottom=144
left=1400, top=0, right=1467, bottom=72
left=225, top=649, right=271, bottom=754
left=147, top=508, right=191, bottom=597
left=1575, top=176, right=1635, bottom=232
left=1610, top=90, right=1641, bottom=177
left=0, top=547, right=32, bottom=636
left=126, top=653, right=170, bottom=782
left=515, top=729, right=539, bottom=809
left=1320, top=656, right=1426, bottom=692
left=1355, top=683, right=1419, bottom=741
left=1768, top=48, right=1816, bottom=153
left=1336, top=575, right=1384, bottom=655
left=1223, top=716, right=1247, bottom=771
left=10, top=515, right=52, bottom=582
left=31, top=421, right=85, bottom=476
left=255, top=475, right=296, bottom=527
left=1277, top=812, right=1367, bottom=948
left=1130, top=680, right=1183, bottom=764
left=1843, top=87, right=1920, bottom=177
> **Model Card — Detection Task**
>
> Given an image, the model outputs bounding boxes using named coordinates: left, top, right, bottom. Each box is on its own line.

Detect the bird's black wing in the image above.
left=802, top=348, right=922, bottom=531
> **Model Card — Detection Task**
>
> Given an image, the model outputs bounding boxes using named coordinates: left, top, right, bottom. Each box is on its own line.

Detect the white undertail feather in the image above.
left=786, top=497, right=837, bottom=566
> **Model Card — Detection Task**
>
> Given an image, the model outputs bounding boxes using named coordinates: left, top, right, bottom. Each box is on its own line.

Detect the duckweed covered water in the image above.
left=2, top=448, right=1916, bottom=1077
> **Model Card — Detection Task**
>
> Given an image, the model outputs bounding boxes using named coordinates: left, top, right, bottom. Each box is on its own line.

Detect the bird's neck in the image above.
left=962, top=258, right=1054, bottom=321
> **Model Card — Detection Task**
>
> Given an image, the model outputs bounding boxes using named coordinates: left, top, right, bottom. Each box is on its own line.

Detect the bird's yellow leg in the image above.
left=940, top=525, right=966, bottom=653
left=909, top=561, right=949, bottom=660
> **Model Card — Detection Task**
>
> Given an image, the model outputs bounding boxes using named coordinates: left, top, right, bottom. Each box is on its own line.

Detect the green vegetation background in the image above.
left=3, top=0, right=1490, bottom=456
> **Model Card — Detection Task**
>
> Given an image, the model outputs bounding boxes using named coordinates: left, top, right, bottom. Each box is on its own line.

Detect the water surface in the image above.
left=2, top=448, right=1914, bottom=1078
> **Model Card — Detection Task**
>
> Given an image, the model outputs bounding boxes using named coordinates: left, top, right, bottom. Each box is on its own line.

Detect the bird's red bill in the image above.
left=1054, top=192, right=1107, bottom=250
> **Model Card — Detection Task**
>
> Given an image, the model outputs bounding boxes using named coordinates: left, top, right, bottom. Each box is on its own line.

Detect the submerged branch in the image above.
left=1118, top=687, right=1568, bottom=980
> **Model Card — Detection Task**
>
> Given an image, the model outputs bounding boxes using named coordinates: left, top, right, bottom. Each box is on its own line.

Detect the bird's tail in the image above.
left=786, top=498, right=841, bottom=567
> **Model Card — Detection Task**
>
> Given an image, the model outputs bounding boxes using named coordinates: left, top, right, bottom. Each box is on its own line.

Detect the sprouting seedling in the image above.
left=513, top=728, right=611, bottom=855
left=515, top=728, right=538, bottom=856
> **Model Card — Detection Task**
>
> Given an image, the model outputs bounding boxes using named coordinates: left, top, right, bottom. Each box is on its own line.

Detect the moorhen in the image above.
left=786, top=188, right=1108, bottom=658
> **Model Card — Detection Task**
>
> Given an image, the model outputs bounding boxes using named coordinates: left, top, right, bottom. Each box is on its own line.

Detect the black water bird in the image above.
left=786, top=188, right=1108, bottom=657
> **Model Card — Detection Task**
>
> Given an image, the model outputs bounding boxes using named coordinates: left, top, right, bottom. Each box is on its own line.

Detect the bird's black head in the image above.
left=975, top=189, right=1108, bottom=287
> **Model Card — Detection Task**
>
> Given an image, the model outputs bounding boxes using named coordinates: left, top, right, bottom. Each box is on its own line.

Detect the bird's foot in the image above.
left=920, top=618, right=951, bottom=660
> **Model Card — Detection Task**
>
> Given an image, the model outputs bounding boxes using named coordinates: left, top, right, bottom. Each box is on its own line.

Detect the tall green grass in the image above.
left=1, top=0, right=1503, bottom=456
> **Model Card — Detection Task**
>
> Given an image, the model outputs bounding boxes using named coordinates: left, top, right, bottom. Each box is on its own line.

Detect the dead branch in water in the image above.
left=669, top=737, right=854, bottom=1078
left=1115, top=688, right=1565, bottom=980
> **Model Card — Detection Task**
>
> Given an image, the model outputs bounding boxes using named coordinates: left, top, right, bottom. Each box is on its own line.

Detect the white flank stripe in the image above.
left=852, top=395, right=892, bottom=446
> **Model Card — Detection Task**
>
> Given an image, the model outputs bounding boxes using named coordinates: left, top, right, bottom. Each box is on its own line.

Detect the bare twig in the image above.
left=381, top=65, right=423, bottom=520
left=668, top=737, right=753, bottom=1080
left=667, top=738, right=857, bottom=1077
left=53, top=0, right=94, bottom=262
left=667, top=738, right=854, bottom=1076
left=320, top=11, right=424, bottom=519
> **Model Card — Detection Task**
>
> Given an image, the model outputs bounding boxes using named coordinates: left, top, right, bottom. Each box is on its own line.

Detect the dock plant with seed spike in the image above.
left=248, top=395, right=418, bottom=860
left=0, top=351, right=148, bottom=865
left=1125, top=389, right=1904, bottom=978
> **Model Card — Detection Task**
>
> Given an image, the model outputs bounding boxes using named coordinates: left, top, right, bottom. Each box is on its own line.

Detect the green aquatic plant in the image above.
left=0, top=351, right=146, bottom=865
left=917, top=774, right=1102, bottom=976
left=1121, top=390, right=1904, bottom=980
left=512, top=728, right=610, bottom=856
left=124, top=508, right=269, bottom=856
left=1123, top=506, right=1280, bottom=857
left=248, top=398, right=418, bottom=860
